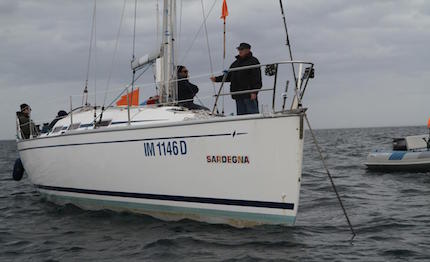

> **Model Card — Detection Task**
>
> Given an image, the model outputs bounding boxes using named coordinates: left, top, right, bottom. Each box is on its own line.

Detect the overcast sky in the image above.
left=1, top=0, right=430, bottom=139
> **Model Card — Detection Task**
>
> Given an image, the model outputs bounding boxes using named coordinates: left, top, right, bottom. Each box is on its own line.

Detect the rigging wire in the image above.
left=154, top=0, right=160, bottom=92
left=102, top=0, right=127, bottom=108
left=200, top=0, right=216, bottom=95
left=132, top=0, right=137, bottom=60
left=176, top=0, right=217, bottom=110
left=179, top=0, right=217, bottom=65
left=82, top=0, right=97, bottom=106
left=95, top=63, right=152, bottom=123
left=93, top=0, right=98, bottom=123
left=278, top=0, right=297, bottom=88
left=130, top=0, right=138, bottom=112
left=156, top=0, right=160, bottom=47
left=171, top=0, right=177, bottom=100
left=42, top=70, right=221, bottom=113
left=178, top=0, right=183, bottom=53
left=221, top=0, right=228, bottom=115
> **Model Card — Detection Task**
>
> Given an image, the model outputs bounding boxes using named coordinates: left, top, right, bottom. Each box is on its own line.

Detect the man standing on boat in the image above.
left=211, top=43, right=262, bottom=115
left=17, top=103, right=39, bottom=139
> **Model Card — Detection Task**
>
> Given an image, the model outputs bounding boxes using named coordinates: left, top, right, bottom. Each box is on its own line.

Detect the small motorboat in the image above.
left=365, top=134, right=430, bottom=171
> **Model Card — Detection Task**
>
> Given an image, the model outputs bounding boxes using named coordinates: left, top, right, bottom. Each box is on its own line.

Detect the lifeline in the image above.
left=206, top=155, right=250, bottom=164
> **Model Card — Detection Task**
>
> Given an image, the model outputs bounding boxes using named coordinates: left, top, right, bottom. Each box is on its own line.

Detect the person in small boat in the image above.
left=210, top=42, right=262, bottom=115
left=48, top=110, right=68, bottom=131
left=17, top=103, right=39, bottom=139
left=177, top=65, right=208, bottom=110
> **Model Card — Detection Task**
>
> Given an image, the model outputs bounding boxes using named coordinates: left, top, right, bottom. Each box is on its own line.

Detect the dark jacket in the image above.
left=177, top=78, right=199, bottom=108
left=17, top=112, right=39, bottom=139
left=214, top=52, right=262, bottom=100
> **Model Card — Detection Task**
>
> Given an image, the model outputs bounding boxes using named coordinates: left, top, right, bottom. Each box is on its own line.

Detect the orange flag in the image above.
left=116, top=89, right=139, bottom=106
left=221, top=0, right=228, bottom=21
left=221, top=0, right=228, bottom=61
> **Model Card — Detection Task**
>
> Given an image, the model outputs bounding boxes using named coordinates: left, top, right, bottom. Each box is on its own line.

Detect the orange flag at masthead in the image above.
left=221, top=0, right=228, bottom=21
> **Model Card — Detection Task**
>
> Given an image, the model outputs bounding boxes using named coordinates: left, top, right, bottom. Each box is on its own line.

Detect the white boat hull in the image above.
left=18, top=113, right=304, bottom=227
left=365, top=150, right=430, bottom=172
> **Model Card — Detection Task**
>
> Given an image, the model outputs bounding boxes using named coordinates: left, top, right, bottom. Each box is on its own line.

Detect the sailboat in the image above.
left=16, top=0, right=315, bottom=227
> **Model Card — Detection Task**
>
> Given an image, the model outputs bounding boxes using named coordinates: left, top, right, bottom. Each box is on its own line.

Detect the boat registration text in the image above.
left=144, top=141, right=187, bottom=157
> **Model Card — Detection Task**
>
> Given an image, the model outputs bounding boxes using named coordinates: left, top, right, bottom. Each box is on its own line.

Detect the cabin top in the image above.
left=40, top=106, right=204, bottom=138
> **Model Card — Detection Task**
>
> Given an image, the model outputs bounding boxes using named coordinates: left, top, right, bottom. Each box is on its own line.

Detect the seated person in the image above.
left=48, top=110, right=68, bottom=131
left=141, top=95, right=159, bottom=105
left=177, top=65, right=208, bottom=110
left=17, top=103, right=40, bottom=139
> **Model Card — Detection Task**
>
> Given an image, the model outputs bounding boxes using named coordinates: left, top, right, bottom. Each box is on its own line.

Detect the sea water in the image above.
left=1, top=126, right=429, bottom=261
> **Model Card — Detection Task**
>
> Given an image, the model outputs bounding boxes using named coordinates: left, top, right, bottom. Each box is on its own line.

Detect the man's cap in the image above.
left=237, top=42, right=251, bottom=50
left=20, top=103, right=30, bottom=111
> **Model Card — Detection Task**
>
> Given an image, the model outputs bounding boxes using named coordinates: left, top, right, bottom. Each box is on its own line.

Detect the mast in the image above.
left=160, top=0, right=176, bottom=104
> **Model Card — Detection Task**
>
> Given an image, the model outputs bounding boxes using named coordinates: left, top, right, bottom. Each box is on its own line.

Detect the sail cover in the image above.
left=131, top=51, right=160, bottom=71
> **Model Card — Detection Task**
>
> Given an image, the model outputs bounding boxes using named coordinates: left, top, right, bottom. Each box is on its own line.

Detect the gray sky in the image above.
left=1, top=0, right=430, bottom=139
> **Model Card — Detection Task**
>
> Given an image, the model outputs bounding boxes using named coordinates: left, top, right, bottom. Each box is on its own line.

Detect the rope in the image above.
left=287, top=68, right=355, bottom=238
left=292, top=84, right=356, bottom=239
left=304, top=114, right=356, bottom=240
left=102, top=0, right=127, bottom=107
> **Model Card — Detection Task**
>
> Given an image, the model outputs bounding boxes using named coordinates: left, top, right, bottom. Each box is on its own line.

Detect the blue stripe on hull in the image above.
left=41, top=192, right=296, bottom=226
left=35, top=184, right=295, bottom=210
left=389, top=151, right=407, bottom=160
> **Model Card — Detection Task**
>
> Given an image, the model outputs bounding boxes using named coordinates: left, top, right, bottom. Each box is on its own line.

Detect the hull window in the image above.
left=68, top=123, right=81, bottom=130
left=52, top=126, right=63, bottom=133
left=95, top=120, right=112, bottom=128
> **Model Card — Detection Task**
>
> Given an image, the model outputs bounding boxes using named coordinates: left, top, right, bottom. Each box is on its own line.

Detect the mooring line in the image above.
left=280, top=0, right=356, bottom=236
left=304, top=113, right=356, bottom=240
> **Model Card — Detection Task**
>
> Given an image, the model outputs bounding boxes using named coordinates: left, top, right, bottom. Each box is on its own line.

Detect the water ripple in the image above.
left=1, top=128, right=430, bottom=260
